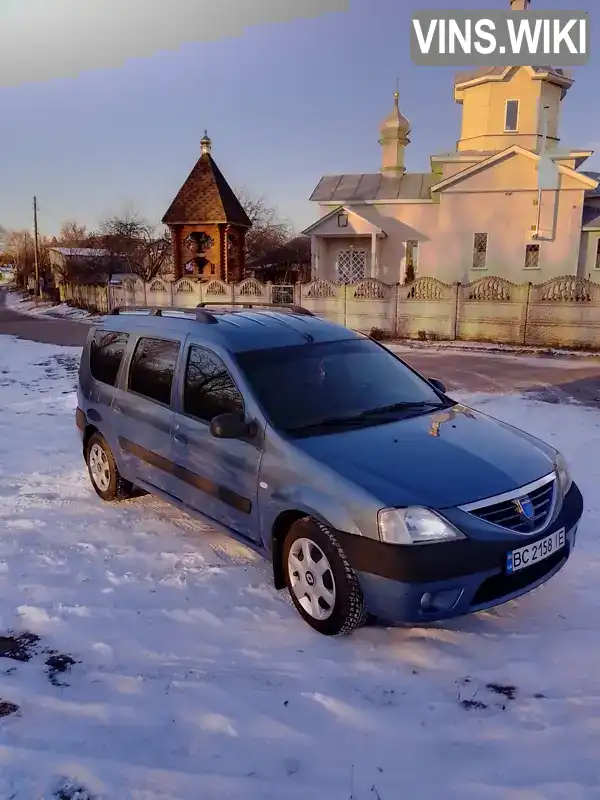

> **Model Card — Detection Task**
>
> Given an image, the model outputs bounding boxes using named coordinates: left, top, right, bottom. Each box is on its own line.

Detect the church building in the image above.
left=303, top=0, right=600, bottom=285
left=162, top=133, right=252, bottom=282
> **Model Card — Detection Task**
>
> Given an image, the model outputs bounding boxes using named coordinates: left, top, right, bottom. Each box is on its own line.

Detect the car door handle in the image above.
left=173, top=432, right=188, bottom=446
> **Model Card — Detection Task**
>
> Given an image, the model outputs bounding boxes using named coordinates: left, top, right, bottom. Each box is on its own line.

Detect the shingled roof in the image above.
left=162, top=151, right=252, bottom=227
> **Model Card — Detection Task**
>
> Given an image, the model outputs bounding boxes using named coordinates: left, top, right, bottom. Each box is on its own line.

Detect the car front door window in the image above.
left=184, top=345, right=244, bottom=423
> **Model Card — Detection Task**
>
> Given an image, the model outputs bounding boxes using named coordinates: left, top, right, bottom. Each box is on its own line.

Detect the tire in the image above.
left=85, top=432, right=133, bottom=502
left=283, top=517, right=367, bottom=636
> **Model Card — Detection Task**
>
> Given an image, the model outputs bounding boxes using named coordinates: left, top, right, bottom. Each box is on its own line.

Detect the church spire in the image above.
left=200, top=130, right=212, bottom=156
left=378, top=87, right=410, bottom=176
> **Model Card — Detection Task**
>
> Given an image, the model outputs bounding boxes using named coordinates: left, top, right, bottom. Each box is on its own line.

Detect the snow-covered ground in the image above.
left=1, top=335, right=600, bottom=799
left=7, top=292, right=95, bottom=322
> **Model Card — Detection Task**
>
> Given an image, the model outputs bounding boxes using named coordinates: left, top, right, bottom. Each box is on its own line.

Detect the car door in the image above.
left=169, top=342, right=262, bottom=542
left=112, top=333, right=182, bottom=494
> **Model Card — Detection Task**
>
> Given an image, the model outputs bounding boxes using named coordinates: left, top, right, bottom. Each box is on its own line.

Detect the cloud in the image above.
left=0, top=0, right=348, bottom=86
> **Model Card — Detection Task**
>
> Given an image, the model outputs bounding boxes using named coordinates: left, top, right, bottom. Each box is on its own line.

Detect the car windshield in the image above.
left=235, top=337, right=452, bottom=435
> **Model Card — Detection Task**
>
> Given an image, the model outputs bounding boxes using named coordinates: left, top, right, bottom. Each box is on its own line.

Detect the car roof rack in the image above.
left=109, top=305, right=218, bottom=323
left=108, top=302, right=313, bottom=323
left=196, top=301, right=313, bottom=316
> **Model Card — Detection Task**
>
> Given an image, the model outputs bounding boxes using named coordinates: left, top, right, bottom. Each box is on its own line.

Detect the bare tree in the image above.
left=93, top=211, right=172, bottom=282
left=235, top=188, right=291, bottom=270
left=58, top=220, right=88, bottom=247
left=5, top=230, right=36, bottom=287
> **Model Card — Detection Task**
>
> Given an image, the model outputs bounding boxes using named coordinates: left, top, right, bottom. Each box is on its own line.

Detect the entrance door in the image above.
left=337, top=248, right=367, bottom=283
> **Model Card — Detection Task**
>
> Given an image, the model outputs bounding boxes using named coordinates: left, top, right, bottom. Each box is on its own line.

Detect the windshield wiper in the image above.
left=286, top=401, right=452, bottom=433
left=357, top=400, right=450, bottom=418
left=286, top=415, right=370, bottom=433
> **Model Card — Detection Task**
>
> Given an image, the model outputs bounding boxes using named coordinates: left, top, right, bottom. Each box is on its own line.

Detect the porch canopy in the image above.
left=302, top=206, right=387, bottom=280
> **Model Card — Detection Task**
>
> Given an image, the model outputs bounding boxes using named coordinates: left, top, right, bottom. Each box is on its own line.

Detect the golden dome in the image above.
left=380, top=92, right=411, bottom=139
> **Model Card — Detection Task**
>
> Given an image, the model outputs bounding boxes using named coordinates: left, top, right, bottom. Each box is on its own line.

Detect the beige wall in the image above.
left=456, top=68, right=561, bottom=153
left=436, top=189, right=583, bottom=283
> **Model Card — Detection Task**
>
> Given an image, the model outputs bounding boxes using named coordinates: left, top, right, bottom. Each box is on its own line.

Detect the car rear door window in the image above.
left=184, top=345, right=244, bottom=422
left=128, top=337, right=180, bottom=406
left=89, top=331, right=129, bottom=387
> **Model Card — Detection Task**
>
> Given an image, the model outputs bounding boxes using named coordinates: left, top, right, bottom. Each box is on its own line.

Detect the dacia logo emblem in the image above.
left=513, top=496, right=535, bottom=521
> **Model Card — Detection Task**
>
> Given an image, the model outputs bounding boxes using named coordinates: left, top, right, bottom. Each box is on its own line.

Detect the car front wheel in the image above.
left=283, top=517, right=367, bottom=636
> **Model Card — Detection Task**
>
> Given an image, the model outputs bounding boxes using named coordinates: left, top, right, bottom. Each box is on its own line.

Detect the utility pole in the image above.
left=33, top=195, right=40, bottom=303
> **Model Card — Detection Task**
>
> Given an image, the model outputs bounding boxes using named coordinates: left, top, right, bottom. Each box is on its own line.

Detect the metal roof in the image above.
left=309, top=172, right=435, bottom=202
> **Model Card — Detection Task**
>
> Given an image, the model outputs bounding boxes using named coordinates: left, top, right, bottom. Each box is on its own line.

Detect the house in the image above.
left=162, top=132, right=252, bottom=282
left=303, top=0, right=600, bottom=285
left=47, top=247, right=130, bottom=287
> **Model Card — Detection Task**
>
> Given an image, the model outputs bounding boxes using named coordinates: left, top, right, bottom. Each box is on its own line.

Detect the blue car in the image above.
left=76, top=303, right=583, bottom=636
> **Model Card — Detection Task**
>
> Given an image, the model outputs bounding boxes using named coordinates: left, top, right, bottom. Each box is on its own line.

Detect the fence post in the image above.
left=393, top=283, right=401, bottom=337
left=452, top=282, right=461, bottom=340
left=343, top=283, right=348, bottom=327
left=522, top=282, right=532, bottom=345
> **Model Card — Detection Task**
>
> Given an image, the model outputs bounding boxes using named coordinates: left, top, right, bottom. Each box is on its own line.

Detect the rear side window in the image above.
left=128, top=337, right=180, bottom=406
left=89, top=331, right=129, bottom=387
left=184, top=345, right=244, bottom=422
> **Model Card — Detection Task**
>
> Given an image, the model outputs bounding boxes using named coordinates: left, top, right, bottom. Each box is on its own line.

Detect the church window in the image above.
left=337, top=213, right=348, bottom=227
left=524, top=244, right=540, bottom=269
left=472, top=233, right=488, bottom=270
left=595, top=239, right=600, bottom=270
left=505, top=100, right=519, bottom=132
left=406, top=240, right=419, bottom=273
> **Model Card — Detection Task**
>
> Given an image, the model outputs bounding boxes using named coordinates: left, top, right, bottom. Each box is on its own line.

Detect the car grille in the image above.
left=464, top=476, right=556, bottom=534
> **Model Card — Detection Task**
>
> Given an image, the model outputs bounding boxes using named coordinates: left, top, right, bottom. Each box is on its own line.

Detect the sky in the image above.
left=1, top=0, right=599, bottom=239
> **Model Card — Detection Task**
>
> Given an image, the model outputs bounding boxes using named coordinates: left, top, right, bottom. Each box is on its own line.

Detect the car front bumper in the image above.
left=337, top=481, right=583, bottom=625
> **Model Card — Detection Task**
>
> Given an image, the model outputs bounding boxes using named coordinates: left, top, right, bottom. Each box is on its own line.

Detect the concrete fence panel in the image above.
left=233, top=278, right=271, bottom=304
left=173, top=278, right=201, bottom=308
left=345, top=279, right=395, bottom=332
left=146, top=278, right=172, bottom=309
left=397, top=277, right=456, bottom=340
left=300, top=280, right=345, bottom=326
left=526, top=276, right=600, bottom=348
left=457, top=277, right=529, bottom=344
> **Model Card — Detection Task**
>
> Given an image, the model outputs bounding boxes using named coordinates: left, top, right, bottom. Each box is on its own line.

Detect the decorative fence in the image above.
left=60, top=275, right=600, bottom=349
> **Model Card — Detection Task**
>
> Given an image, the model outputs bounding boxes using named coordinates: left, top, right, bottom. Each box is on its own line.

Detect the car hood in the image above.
left=294, top=404, right=557, bottom=508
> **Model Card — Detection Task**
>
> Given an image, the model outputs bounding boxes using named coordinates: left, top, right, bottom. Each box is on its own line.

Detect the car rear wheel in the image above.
left=283, top=517, right=367, bottom=636
left=86, top=433, right=133, bottom=502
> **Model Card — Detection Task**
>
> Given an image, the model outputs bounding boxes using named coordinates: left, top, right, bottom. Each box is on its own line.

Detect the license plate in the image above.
left=507, top=528, right=566, bottom=574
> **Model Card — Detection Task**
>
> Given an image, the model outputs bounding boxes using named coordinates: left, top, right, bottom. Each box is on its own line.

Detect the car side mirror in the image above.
left=429, top=378, right=447, bottom=394
left=209, top=412, right=252, bottom=439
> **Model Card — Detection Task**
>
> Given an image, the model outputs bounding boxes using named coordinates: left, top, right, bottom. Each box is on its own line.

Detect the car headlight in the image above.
left=378, top=507, right=466, bottom=545
left=555, top=452, right=572, bottom=496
